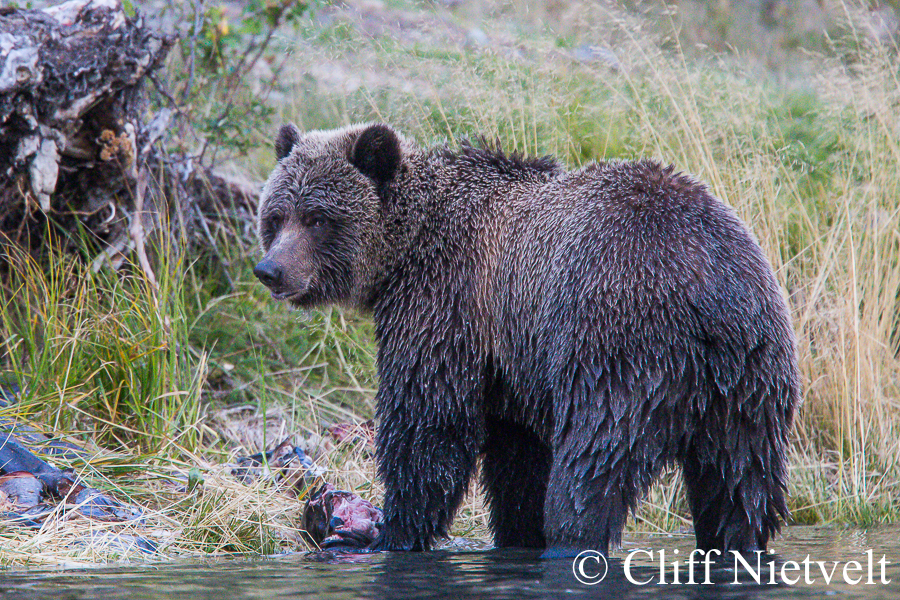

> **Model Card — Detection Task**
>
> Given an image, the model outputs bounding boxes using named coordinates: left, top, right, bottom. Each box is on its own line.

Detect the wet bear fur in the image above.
left=255, top=122, right=800, bottom=555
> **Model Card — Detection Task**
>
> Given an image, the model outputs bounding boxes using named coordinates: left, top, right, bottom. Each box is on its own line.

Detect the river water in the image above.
left=2, top=526, right=899, bottom=599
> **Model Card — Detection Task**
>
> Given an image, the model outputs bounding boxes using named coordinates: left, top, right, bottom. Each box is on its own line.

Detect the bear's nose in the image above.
left=253, top=259, right=283, bottom=289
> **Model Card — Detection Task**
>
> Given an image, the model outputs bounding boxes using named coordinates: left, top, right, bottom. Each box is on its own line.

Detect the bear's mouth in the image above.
left=271, top=289, right=306, bottom=301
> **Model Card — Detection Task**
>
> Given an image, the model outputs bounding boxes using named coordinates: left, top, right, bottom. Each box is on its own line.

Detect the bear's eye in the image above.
left=304, top=214, right=327, bottom=229
left=268, top=213, right=285, bottom=231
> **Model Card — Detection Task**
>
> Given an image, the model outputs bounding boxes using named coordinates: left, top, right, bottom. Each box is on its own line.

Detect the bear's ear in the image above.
left=348, top=124, right=402, bottom=184
left=275, top=123, right=301, bottom=161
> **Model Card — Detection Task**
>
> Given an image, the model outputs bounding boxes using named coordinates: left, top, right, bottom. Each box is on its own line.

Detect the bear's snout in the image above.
left=254, top=259, right=284, bottom=290
left=255, top=226, right=320, bottom=302
left=254, top=254, right=312, bottom=301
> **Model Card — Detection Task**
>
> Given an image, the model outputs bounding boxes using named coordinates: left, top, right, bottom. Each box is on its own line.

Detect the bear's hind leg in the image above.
left=481, top=417, right=551, bottom=548
left=541, top=425, right=654, bottom=556
left=681, top=440, right=788, bottom=554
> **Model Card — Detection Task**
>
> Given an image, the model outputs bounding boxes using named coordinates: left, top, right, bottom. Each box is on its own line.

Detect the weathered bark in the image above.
left=0, top=0, right=258, bottom=276
left=1, top=0, right=167, bottom=249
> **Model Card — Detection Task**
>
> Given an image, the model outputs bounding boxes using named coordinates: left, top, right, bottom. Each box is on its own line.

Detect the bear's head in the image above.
left=254, top=122, right=406, bottom=309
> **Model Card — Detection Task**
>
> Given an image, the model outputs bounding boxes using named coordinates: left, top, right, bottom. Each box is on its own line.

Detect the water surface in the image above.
left=2, top=526, right=899, bottom=599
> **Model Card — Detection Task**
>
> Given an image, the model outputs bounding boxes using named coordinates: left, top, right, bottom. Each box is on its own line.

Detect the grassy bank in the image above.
left=2, top=0, right=900, bottom=565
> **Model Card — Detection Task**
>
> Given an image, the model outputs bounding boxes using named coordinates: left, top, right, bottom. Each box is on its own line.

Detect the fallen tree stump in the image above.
left=0, top=0, right=258, bottom=278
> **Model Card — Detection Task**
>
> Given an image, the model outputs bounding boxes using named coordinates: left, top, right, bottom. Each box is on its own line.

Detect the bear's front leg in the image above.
left=368, top=336, right=483, bottom=551
left=371, top=418, right=479, bottom=551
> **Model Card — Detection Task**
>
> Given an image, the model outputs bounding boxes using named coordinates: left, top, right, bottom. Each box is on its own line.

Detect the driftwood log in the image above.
left=0, top=0, right=258, bottom=278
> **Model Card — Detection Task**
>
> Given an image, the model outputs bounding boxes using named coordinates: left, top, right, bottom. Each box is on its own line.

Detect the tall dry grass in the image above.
left=0, top=237, right=379, bottom=564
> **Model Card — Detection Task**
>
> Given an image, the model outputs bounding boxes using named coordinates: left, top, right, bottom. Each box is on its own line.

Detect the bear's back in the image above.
left=487, top=158, right=786, bottom=396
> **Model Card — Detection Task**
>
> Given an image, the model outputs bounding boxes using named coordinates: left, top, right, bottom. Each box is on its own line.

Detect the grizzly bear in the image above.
left=254, top=122, right=800, bottom=556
